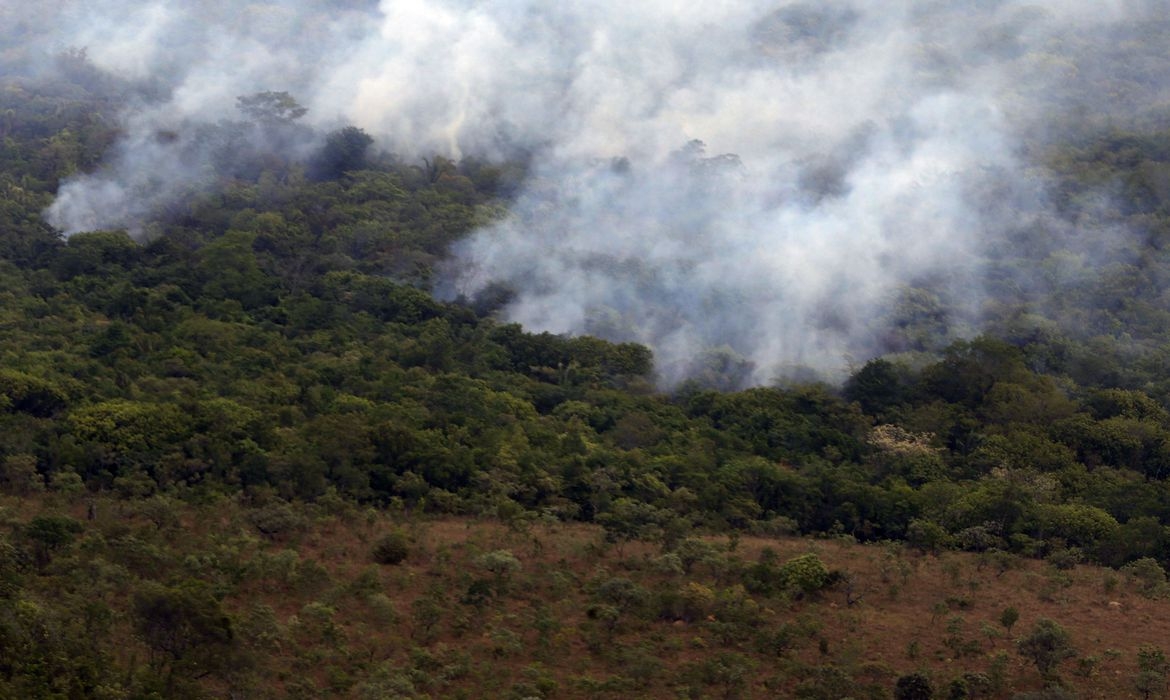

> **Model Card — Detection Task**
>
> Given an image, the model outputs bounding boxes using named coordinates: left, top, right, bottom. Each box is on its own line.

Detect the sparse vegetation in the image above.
left=2, top=492, right=1168, bottom=697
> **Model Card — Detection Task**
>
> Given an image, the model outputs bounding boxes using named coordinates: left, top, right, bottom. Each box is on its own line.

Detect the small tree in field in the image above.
left=779, top=553, right=830, bottom=597
left=476, top=549, right=521, bottom=594
left=1000, top=606, right=1019, bottom=636
left=597, top=498, right=666, bottom=555
left=894, top=672, right=933, bottom=700
left=372, top=529, right=410, bottom=565
left=1135, top=645, right=1169, bottom=700
left=1017, top=618, right=1075, bottom=683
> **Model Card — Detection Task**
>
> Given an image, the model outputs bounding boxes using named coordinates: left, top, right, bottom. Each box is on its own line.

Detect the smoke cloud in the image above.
left=19, top=0, right=1170, bottom=385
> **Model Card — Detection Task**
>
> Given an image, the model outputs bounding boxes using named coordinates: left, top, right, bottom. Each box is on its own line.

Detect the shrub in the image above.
left=675, top=538, right=720, bottom=574
left=1136, top=645, right=1169, bottom=699
left=962, top=672, right=992, bottom=698
left=23, top=514, right=83, bottom=566
left=678, top=582, right=716, bottom=622
left=1046, top=548, right=1082, bottom=571
left=247, top=503, right=304, bottom=537
left=999, top=606, right=1020, bottom=635
left=476, top=549, right=521, bottom=578
left=907, top=518, right=952, bottom=554
left=0, top=454, right=43, bottom=494
left=372, top=530, right=410, bottom=565
left=1122, top=557, right=1169, bottom=598
left=595, top=577, right=648, bottom=615
left=779, top=553, right=830, bottom=596
left=476, top=549, right=522, bottom=594
left=1017, top=618, right=1075, bottom=681
left=894, top=672, right=933, bottom=700
left=956, top=525, right=1004, bottom=552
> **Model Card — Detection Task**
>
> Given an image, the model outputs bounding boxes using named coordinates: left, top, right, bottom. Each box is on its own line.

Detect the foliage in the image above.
left=4, top=38, right=1170, bottom=696
left=1121, top=558, right=1170, bottom=598
left=236, top=91, right=307, bottom=124
left=372, top=529, right=411, bottom=565
left=1000, top=606, right=1020, bottom=635
left=21, top=515, right=82, bottom=566
left=133, top=580, right=236, bottom=687
left=4, top=56, right=1170, bottom=572
left=779, top=553, right=831, bottom=597
left=1136, top=646, right=1169, bottom=700
left=894, top=672, right=934, bottom=700
left=1017, top=619, right=1076, bottom=681
left=312, top=126, right=375, bottom=180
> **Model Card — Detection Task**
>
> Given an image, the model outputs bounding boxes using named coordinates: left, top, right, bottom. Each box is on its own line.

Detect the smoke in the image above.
left=22, top=0, right=1170, bottom=386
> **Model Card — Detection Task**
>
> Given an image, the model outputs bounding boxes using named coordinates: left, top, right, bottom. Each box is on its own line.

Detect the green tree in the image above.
left=894, top=672, right=934, bottom=700
left=779, top=553, right=830, bottom=597
left=410, top=592, right=444, bottom=643
left=312, top=126, right=374, bottom=180
left=1017, top=618, right=1075, bottom=682
left=906, top=518, right=952, bottom=555
left=0, top=369, right=68, bottom=417
left=68, top=399, right=193, bottom=478
left=133, top=580, right=235, bottom=691
left=1029, top=503, right=1119, bottom=548
left=21, top=515, right=82, bottom=567
left=197, top=230, right=277, bottom=308
left=691, top=651, right=755, bottom=700
left=0, top=454, right=44, bottom=494
left=476, top=549, right=522, bottom=595
left=597, top=498, right=669, bottom=554
left=372, top=529, right=410, bottom=565
left=1122, top=558, right=1170, bottom=598
left=845, top=358, right=910, bottom=417
left=1136, top=645, right=1169, bottom=700
left=921, top=337, right=1028, bottom=408
left=1000, top=606, right=1019, bottom=636
left=236, top=91, right=307, bottom=124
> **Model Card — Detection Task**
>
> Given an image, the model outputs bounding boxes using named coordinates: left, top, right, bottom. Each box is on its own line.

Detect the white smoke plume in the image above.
left=18, top=0, right=1170, bottom=385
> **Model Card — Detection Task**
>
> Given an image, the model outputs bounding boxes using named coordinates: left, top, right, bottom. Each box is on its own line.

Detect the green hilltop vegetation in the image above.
left=6, top=50, right=1170, bottom=698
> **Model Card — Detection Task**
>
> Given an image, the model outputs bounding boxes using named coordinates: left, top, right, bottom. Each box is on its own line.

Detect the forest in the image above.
left=5, top=7, right=1170, bottom=699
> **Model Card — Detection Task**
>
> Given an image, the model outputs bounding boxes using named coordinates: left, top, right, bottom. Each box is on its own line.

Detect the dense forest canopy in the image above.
left=0, top=0, right=1170, bottom=564
left=4, top=1, right=1170, bottom=697
left=6, top=0, right=1169, bottom=384
left=0, top=0, right=1169, bottom=548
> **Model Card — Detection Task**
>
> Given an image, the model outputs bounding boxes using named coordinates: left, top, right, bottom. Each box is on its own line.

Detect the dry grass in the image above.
left=5, top=492, right=1169, bottom=698
left=236, top=511, right=1170, bottom=698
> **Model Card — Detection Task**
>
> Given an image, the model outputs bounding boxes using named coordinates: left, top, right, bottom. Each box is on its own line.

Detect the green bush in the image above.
left=1017, top=618, right=1076, bottom=681
left=907, top=519, right=952, bottom=554
left=779, top=553, right=830, bottom=596
left=1122, top=557, right=1169, bottom=598
left=894, top=672, right=933, bottom=700
left=247, top=503, right=304, bottom=537
left=1046, top=548, right=1083, bottom=571
left=372, top=530, right=410, bottom=565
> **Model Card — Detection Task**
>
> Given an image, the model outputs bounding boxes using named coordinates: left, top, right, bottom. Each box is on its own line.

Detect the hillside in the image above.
left=5, top=6, right=1170, bottom=699
left=4, top=492, right=1168, bottom=699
